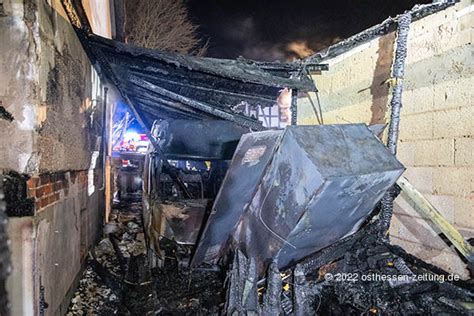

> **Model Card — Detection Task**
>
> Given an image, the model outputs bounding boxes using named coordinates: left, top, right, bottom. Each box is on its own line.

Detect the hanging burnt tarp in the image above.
left=192, top=124, right=405, bottom=275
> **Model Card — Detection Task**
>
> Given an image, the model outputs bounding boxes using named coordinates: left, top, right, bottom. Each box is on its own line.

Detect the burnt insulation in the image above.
left=3, top=172, right=35, bottom=217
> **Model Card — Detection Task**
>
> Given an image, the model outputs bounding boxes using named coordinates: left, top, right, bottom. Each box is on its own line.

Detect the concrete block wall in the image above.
left=298, top=0, right=473, bottom=278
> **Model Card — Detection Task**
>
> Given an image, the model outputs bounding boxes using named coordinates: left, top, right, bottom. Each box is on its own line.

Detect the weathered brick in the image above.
left=48, top=193, right=59, bottom=205
left=432, top=167, right=474, bottom=196
left=433, top=106, right=474, bottom=138
left=39, top=174, right=50, bottom=185
left=36, top=186, right=45, bottom=198
left=40, top=197, right=49, bottom=209
left=427, top=250, right=470, bottom=279
left=27, top=188, right=36, bottom=199
left=27, top=177, right=39, bottom=189
left=433, top=77, right=473, bottom=111
left=43, top=183, right=53, bottom=195
left=454, top=137, right=474, bottom=166
left=390, top=236, right=470, bottom=279
left=413, top=138, right=454, bottom=166
left=402, top=86, right=434, bottom=115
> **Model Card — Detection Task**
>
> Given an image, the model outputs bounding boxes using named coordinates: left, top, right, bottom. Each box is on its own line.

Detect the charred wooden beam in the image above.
left=291, top=89, right=298, bottom=125
left=379, top=12, right=412, bottom=240
left=293, top=264, right=311, bottom=316
left=225, top=250, right=260, bottom=315
left=112, top=58, right=281, bottom=101
left=129, top=70, right=278, bottom=107
left=128, top=90, right=211, bottom=119
left=133, top=100, right=208, bottom=121
left=306, top=1, right=456, bottom=63
left=262, top=262, right=282, bottom=315
left=129, top=76, right=265, bottom=131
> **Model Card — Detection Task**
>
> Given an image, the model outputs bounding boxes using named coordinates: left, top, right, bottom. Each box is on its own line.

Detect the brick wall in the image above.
left=298, top=0, right=473, bottom=278
left=27, top=171, right=88, bottom=212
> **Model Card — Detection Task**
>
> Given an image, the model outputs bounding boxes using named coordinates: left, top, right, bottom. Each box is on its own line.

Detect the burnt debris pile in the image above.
left=223, top=223, right=474, bottom=315
left=68, top=193, right=156, bottom=315
left=305, top=223, right=474, bottom=315
left=68, top=192, right=225, bottom=315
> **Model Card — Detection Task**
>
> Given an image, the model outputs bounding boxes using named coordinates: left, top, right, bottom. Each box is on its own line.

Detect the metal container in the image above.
left=192, top=124, right=404, bottom=275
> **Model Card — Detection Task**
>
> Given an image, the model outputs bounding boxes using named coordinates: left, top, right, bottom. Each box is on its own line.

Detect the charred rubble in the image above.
left=67, top=191, right=226, bottom=315
left=225, top=222, right=473, bottom=315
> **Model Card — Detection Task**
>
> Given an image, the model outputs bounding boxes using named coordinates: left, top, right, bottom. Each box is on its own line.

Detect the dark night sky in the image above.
left=187, top=0, right=429, bottom=61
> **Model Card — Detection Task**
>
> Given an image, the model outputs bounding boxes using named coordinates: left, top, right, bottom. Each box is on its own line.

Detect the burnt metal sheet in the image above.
left=192, top=124, right=404, bottom=275
left=160, top=199, right=210, bottom=245
left=191, top=130, right=282, bottom=265
left=157, top=120, right=251, bottom=160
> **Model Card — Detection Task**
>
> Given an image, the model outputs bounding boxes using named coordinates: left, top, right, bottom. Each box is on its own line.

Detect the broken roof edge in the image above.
left=87, top=34, right=316, bottom=92
left=61, top=0, right=315, bottom=91
left=304, top=0, right=457, bottom=64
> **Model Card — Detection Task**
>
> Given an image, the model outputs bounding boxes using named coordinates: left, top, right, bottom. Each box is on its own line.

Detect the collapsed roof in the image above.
left=82, top=33, right=316, bottom=130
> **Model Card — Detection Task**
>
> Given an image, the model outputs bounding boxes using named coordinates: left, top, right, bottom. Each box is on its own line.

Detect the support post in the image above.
left=105, top=97, right=115, bottom=223
left=379, top=12, right=412, bottom=239
left=291, top=89, right=298, bottom=125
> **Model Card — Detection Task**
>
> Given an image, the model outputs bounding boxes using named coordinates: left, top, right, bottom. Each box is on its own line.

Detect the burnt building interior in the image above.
left=0, top=0, right=473, bottom=315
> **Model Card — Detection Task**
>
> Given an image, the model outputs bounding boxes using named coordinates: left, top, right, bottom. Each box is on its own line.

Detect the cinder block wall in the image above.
left=298, top=0, right=473, bottom=278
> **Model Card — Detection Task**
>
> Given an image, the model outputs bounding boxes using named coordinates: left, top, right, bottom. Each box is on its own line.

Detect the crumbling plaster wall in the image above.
left=298, top=0, right=473, bottom=278
left=0, top=0, right=40, bottom=173
left=0, top=0, right=109, bottom=174
left=1, top=0, right=112, bottom=315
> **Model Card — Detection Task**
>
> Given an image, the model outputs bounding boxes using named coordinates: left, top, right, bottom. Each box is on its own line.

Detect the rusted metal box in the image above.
left=192, top=124, right=404, bottom=274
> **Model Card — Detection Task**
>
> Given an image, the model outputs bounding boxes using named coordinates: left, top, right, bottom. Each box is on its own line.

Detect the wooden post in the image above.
left=397, top=177, right=474, bottom=262
left=105, top=100, right=115, bottom=223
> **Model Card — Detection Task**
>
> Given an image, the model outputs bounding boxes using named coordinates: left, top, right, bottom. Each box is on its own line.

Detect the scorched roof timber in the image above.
left=84, top=34, right=316, bottom=130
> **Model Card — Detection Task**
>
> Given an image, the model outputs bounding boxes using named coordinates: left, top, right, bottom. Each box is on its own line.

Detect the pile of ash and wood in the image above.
left=226, top=222, right=473, bottom=315
left=67, top=195, right=225, bottom=315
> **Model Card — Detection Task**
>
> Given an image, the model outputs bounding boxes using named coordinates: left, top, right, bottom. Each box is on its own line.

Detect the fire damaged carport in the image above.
left=8, top=1, right=469, bottom=315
